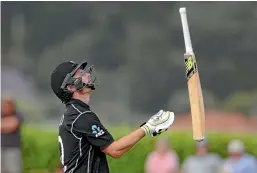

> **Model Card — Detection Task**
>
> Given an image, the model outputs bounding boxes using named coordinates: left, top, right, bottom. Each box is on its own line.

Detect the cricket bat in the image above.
left=179, top=7, right=205, bottom=141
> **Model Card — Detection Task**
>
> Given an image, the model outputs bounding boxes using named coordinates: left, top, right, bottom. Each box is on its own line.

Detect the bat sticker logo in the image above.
left=185, top=57, right=194, bottom=71
left=184, top=54, right=198, bottom=80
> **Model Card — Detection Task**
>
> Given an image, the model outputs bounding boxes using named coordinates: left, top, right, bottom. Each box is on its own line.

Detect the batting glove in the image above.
left=140, top=110, right=175, bottom=137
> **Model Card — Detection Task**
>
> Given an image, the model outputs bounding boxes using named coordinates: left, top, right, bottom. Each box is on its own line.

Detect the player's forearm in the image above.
left=114, top=145, right=135, bottom=158
left=113, top=128, right=145, bottom=151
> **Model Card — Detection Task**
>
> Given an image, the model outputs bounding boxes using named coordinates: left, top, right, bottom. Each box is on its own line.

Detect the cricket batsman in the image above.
left=50, top=61, right=175, bottom=173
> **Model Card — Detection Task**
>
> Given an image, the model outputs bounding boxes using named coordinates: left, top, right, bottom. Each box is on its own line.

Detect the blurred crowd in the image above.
left=145, top=138, right=257, bottom=173
left=1, top=97, right=257, bottom=173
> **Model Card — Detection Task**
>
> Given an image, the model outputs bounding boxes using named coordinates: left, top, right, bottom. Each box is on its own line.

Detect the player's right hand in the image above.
left=140, top=110, right=175, bottom=137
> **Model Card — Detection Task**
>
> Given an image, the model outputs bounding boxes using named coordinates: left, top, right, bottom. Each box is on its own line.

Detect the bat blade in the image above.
left=180, top=7, right=205, bottom=141
left=185, top=53, right=205, bottom=141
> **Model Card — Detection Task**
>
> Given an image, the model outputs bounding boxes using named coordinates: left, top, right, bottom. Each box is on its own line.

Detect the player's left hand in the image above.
left=140, top=110, right=175, bottom=137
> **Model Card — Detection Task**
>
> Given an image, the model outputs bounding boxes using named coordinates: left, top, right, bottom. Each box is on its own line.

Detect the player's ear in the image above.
left=67, top=85, right=76, bottom=92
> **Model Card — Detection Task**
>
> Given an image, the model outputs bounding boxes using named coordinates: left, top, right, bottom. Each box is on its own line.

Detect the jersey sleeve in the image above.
left=73, top=112, right=114, bottom=150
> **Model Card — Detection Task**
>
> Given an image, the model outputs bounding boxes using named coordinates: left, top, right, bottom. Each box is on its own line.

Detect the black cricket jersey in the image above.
left=58, top=99, right=114, bottom=173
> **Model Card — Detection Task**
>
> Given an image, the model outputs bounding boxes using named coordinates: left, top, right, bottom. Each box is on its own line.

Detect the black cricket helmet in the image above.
left=51, top=61, right=100, bottom=103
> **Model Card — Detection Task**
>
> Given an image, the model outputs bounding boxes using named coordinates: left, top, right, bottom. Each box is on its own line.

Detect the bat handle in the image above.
left=179, top=7, right=193, bottom=53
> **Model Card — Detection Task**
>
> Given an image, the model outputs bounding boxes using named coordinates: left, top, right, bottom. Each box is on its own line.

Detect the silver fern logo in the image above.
left=91, top=125, right=105, bottom=138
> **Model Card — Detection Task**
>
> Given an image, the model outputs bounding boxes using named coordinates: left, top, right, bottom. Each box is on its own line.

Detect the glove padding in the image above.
left=140, top=110, right=175, bottom=137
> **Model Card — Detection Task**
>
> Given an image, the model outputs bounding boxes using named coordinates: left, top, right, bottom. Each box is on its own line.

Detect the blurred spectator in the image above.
left=180, top=138, right=222, bottom=173
left=219, top=139, right=257, bottom=173
left=1, top=98, right=24, bottom=173
left=55, top=163, right=64, bottom=173
left=145, top=138, right=179, bottom=173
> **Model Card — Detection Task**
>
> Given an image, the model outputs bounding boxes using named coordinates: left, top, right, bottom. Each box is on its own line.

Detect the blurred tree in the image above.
left=222, top=91, right=257, bottom=115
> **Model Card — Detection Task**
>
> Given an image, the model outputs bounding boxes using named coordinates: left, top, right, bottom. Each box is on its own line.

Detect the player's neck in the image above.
left=72, top=94, right=91, bottom=105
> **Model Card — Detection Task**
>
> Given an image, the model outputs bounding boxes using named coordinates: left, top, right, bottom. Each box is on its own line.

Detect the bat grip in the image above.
left=180, top=10, right=193, bottom=53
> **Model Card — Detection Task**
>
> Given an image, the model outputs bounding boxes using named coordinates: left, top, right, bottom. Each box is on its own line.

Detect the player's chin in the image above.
left=85, top=88, right=93, bottom=94
left=80, top=87, right=93, bottom=94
